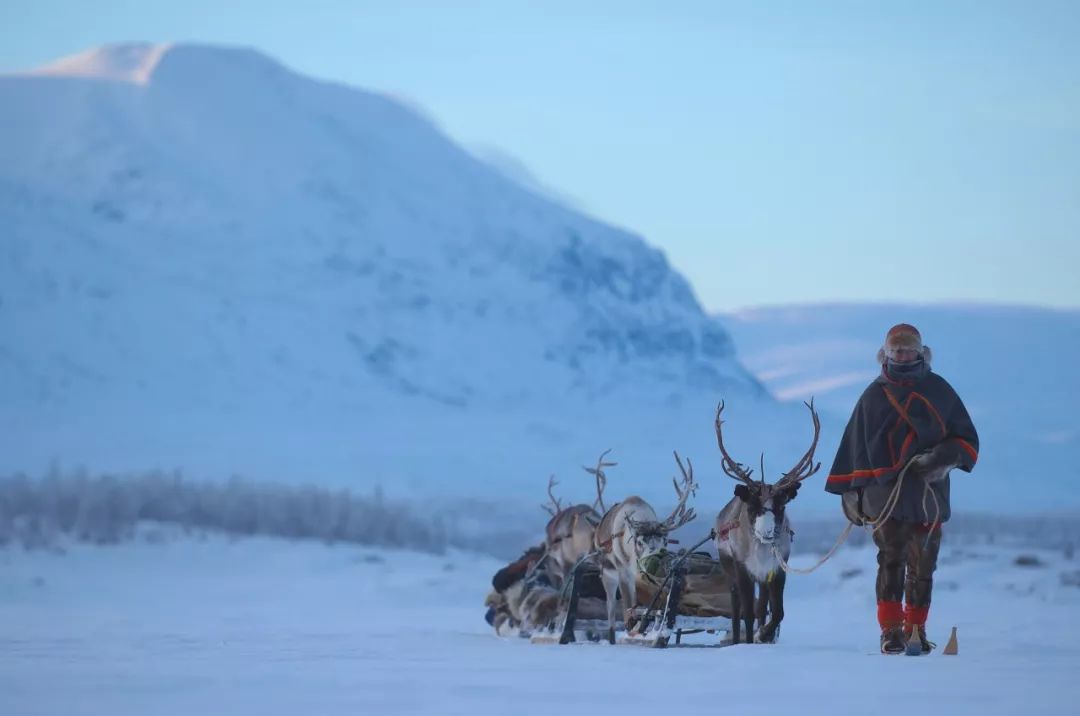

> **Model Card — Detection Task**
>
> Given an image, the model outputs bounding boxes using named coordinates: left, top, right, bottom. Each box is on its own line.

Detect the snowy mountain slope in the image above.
left=717, top=303, right=1080, bottom=510
left=0, top=43, right=772, bottom=502
left=1, top=43, right=755, bottom=409
left=1, top=533, right=1077, bottom=715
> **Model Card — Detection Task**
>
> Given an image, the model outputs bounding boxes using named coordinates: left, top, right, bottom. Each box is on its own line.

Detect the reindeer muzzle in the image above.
left=754, top=513, right=778, bottom=544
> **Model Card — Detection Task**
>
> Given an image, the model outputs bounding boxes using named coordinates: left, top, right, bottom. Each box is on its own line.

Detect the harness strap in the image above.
left=716, top=520, right=740, bottom=541
left=772, top=521, right=854, bottom=575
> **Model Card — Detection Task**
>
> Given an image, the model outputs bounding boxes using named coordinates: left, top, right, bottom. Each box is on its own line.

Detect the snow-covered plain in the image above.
left=2, top=531, right=1077, bottom=715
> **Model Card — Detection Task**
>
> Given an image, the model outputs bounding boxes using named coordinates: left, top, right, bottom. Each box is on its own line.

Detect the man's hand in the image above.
left=907, top=442, right=962, bottom=483
left=921, top=464, right=952, bottom=483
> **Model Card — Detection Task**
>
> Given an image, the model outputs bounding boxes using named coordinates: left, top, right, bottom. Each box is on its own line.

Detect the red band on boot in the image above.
left=905, top=605, right=930, bottom=626
left=878, top=601, right=904, bottom=629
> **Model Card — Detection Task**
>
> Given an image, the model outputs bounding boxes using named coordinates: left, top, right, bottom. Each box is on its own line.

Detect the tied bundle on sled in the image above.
left=635, top=549, right=733, bottom=618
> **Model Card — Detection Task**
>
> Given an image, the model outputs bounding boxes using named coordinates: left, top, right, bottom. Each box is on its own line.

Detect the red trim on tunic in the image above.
left=830, top=385, right=963, bottom=485
left=912, top=392, right=947, bottom=435
left=827, top=432, right=916, bottom=484
left=827, top=464, right=902, bottom=483
left=951, top=437, right=979, bottom=463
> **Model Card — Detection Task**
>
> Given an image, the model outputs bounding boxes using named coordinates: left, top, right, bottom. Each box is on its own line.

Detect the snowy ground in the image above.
left=1, top=530, right=1078, bottom=716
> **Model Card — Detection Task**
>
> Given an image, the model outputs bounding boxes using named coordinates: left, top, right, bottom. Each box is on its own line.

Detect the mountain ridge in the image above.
left=0, top=43, right=769, bottom=504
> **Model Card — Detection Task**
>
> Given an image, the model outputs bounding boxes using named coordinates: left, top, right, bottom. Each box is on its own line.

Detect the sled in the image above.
left=551, top=545, right=734, bottom=648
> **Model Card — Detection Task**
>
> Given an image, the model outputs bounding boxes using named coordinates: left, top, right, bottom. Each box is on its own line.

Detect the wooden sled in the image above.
left=552, top=547, right=734, bottom=648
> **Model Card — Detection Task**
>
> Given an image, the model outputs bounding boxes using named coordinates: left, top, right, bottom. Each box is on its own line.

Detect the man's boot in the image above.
left=878, top=601, right=905, bottom=654
left=903, top=604, right=934, bottom=654
left=881, top=625, right=906, bottom=654
left=903, top=623, right=935, bottom=654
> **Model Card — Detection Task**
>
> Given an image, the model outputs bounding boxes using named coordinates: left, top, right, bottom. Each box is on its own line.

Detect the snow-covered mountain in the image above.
left=718, top=303, right=1080, bottom=511
left=0, top=43, right=778, bottom=505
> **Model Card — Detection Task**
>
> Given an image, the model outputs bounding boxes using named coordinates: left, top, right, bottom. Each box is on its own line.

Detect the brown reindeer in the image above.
left=541, top=453, right=613, bottom=587
left=712, top=400, right=821, bottom=644
left=592, top=451, right=698, bottom=643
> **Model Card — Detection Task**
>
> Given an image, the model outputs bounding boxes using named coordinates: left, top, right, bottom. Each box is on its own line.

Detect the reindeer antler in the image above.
left=584, top=449, right=616, bottom=513
left=541, top=474, right=564, bottom=516
left=715, top=400, right=756, bottom=486
left=776, top=398, right=822, bottom=489
left=662, top=450, right=698, bottom=531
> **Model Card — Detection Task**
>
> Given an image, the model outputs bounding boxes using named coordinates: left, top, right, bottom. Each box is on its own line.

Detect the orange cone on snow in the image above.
left=942, top=626, right=958, bottom=655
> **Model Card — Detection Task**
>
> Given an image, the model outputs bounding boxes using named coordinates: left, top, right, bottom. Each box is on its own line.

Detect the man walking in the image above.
left=826, top=324, right=979, bottom=654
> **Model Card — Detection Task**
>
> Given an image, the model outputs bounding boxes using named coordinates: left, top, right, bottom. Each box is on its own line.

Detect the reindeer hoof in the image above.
left=754, top=625, right=780, bottom=644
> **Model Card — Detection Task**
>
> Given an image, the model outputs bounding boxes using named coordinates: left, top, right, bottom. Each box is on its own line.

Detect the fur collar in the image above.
left=876, top=345, right=932, bottom=366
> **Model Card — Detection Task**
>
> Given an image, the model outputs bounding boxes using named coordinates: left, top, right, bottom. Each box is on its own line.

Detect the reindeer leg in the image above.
left=755, top=580, right=769, bottom=640
left=758, top=570, right=786, bottom=644
left=623, top=572, right=639, bottom=633
left=558, top=561, right=583, bottom=644
left=602, top=568, right=620, bottom=644
left=737, top=565, right=755, bottom=643
left=729, top=576, right=741, bottom=644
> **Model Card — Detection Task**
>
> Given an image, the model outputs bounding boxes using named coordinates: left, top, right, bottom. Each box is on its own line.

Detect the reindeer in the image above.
left=541, top=453, right=612, bottom=587
left=712, top=399, right=821, bottom=644
left=592, top=451, right=698, bottom=643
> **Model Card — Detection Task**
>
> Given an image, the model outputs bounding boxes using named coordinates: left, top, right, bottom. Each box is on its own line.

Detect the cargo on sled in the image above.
left=531, top=544, right=734, bottom=648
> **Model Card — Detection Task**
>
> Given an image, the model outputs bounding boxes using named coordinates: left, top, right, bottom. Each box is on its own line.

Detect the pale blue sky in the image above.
left=2, top=1, right=1078, bottom=311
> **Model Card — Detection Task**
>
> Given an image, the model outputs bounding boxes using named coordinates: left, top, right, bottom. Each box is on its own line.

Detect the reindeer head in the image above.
left=624, top=517, right=672, bottom=560
left=715, top=399, right=821, bottom=545
left=732, top=481, right=800, bottom=543
left=626, top=451, right=698, bottom=559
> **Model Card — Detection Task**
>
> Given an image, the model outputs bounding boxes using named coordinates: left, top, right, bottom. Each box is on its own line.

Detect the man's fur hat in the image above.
left=876, top=323, right=932, bottom=365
